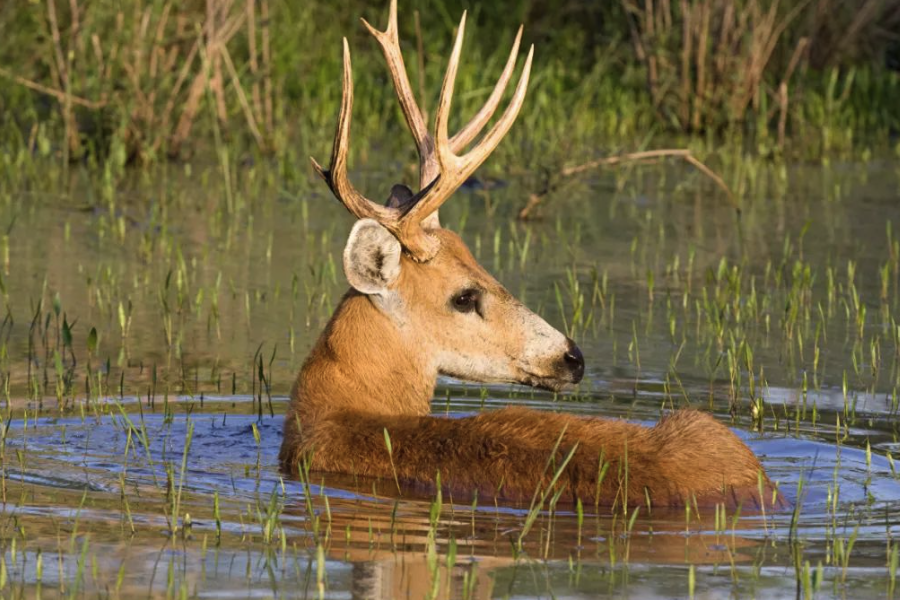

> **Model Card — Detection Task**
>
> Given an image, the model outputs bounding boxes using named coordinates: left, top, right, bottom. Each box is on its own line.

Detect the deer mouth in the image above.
left=527, top=377, right=573, bottom=392
left=517, top=369, right=581, bottom=392
left=515, top=340, right=585, bottom=391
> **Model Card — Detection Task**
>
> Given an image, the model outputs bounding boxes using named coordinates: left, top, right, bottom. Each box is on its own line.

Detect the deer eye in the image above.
left=451, top=288, right=480, bottom=314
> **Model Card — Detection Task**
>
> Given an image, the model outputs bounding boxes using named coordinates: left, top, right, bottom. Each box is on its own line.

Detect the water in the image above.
left=0, top=155, right=899, bottom=597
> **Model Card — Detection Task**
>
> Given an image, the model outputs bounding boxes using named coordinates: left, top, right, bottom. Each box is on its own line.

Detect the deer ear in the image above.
left=343, top=219, right=402, bottom=295
left=385, top=183, right=415, bottom=209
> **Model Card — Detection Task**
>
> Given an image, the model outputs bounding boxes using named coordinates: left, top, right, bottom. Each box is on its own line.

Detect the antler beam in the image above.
left=311, top=0, right=533, bottom=262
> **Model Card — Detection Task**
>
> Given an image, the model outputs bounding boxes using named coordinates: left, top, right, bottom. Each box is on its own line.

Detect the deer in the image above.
left=279, top=0, right=785, bottom=511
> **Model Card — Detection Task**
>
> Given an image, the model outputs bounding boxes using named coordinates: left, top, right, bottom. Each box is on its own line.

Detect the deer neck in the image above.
left=294, top=290, right=435, bottom=425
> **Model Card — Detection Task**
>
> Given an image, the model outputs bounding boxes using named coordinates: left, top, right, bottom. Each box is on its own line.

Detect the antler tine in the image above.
left=311, top=5, right=533, bottom=264
left=361, top=0, right=438, bottom=189
left=399, top=20, right=533, bottom=235
left=456, top=44, right=533, bottom=174
left=433, top=11, right=467, bottom=179
left=449, top=26, right=522, bottom=153
left=311, top=39, right=400, bottom=225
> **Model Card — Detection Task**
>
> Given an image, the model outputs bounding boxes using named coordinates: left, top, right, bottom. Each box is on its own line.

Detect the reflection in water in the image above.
left=0, top=397, right=896, bottom=597
left=295, top=491, right=772, bottom=600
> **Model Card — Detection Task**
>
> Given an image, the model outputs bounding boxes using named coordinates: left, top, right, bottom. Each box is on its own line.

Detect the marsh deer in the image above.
left=280, top=0, right=783, bottom=509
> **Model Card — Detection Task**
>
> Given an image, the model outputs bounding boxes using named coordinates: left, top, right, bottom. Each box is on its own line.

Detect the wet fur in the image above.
left=280, top=229, right=784, bottom=509
left=282, top=407, right=780, bottom=508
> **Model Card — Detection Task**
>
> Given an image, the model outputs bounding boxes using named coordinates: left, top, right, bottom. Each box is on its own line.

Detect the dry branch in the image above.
left=0, top=68, right=106, bottom=109
left=221, top=46, right=264, bottom=148
left=519, top=149, right=736, bottom=220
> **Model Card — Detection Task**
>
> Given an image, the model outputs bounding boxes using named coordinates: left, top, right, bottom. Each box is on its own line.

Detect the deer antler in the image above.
left=311, top=0, right=533, bottom=262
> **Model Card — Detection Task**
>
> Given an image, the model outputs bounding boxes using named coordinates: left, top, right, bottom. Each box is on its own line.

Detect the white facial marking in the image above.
left=517, top=301, right=569, bottom=366
left=343, top=224, right=575, bottom=389
left=436, top=298, right=569, bottom=385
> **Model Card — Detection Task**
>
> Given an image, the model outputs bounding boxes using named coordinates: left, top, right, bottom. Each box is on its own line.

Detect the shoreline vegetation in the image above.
left=0, top=0, right=897, bottom=182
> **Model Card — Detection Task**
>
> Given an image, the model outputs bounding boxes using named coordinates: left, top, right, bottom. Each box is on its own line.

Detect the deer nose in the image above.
left=563, top=338, right=584, bottom=383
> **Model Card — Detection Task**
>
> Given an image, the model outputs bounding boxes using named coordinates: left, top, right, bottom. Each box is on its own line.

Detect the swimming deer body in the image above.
left=280, top=1, right=782, bottom=509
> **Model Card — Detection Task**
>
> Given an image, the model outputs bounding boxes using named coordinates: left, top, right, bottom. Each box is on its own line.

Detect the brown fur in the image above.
left=280, top=229, right=785, bottom=510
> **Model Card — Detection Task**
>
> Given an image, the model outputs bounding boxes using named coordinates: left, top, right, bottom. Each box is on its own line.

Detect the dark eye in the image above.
left=451, top=289, right=480, bottom=314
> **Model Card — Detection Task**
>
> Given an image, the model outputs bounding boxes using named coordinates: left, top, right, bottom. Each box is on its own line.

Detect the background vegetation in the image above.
left=1, top=0, right=898, bottom=181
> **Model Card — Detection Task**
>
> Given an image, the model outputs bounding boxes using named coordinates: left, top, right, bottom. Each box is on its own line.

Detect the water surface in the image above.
left=0, top=155, right=899, bottom=597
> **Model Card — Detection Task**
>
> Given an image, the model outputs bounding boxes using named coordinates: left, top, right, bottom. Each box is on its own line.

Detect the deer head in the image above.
left=311, top=0, right=584, bottom=392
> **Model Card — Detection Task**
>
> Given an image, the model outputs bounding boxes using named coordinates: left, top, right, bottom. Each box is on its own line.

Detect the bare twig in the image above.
left=260, top=0, right=273, bottom=135
left=45, top=0, right=68, bottom=89
left=520, top=148, right=737, bottom=220
left=247, top=0, right=263, bottom=124
left=776, top=37, right=809, bottom=149
left=682, top=153, right=735, bottom=204
left=170, top=6, right=246, bottom=156
left=561, top=149, right=689, bottom=176
left=46, top=0, right=80, bottom=160
left=691, top=0, right=711, bottom=132
left=208, top=0, right=230, bottom=126
left=0, top=68, right=106, bottom=109
left=518, top=193, right=545, bottom=220
left=221, top=46, right=264, bottom=148
left=677, top=0, right=692, bottom=127
left=153, top=36, right=201, bottom=154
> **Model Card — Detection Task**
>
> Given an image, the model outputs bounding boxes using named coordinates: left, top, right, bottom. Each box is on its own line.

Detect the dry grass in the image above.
left=0, top=0, right=896, bottom=167
left=621, top=0, right=899, bottom=146
left=0, top=0, right=276, bottom=162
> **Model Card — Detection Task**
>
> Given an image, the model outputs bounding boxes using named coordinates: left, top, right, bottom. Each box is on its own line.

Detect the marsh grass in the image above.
left=0, top=148, right=897, bottom=596
left=0, top=6, right=899, bottom=591
left=0, top=0, right=897, bottom=188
